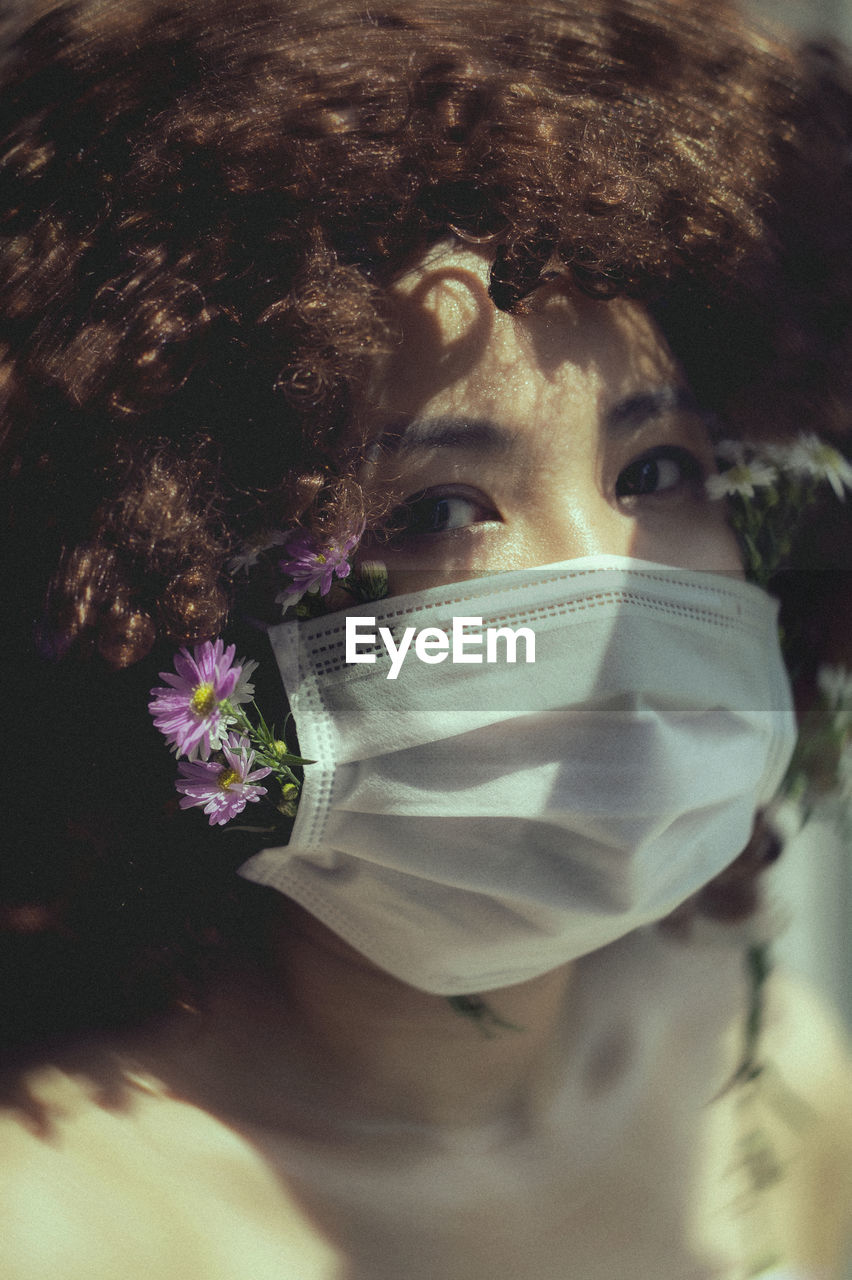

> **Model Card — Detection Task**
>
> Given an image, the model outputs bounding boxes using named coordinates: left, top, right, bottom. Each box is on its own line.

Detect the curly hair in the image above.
left=1, top=0, right=850, bottom=1055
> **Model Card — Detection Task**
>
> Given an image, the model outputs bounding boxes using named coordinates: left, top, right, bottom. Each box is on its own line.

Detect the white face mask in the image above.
left=240, top=558, right=796, bottom=994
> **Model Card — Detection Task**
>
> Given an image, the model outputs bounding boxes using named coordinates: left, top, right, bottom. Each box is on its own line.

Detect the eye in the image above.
left=390, top=487, right=499, bottom=538
left=615, top=446, right=704, bottom=499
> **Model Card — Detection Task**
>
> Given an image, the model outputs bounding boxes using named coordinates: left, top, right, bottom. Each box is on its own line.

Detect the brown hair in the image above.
left=1, top=0, right=850, bottom=1053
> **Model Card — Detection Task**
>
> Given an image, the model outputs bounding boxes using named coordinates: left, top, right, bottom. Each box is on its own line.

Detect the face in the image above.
left=358, top=242, right=741, bottom=595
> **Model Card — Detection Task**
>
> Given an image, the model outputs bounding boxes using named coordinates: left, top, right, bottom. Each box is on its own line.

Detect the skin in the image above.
left=117, top=238, right=758, bottom=1251
left=254, top=239, right=746, bottom=1134
left=253, top=238, right=745, bottom=1141
left=358, top=241, right=742, bottom=594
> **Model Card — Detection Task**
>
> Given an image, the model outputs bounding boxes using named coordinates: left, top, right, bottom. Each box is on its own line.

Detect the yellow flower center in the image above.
left=315, top=552, right=326, bottom=564
left=190, top=682, right=217, bottom=716
left=218, top=768, right=240, bottom=792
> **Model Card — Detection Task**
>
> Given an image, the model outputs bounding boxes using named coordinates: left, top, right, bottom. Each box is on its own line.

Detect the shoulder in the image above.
left=762, top=969, right=852, bottom=1272
left=700, top=965, right=852, bottom=1279
left=624, top=924, right=852, bottom=1276
left=0, top=1060, right=339, bottom=1280
left=762, top=967, right=851, bottom=1104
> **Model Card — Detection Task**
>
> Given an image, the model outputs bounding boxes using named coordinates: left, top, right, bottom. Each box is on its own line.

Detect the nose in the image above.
left=524, top=477, right=743, bottom=574
left=524, top=485, right=633, bottom=565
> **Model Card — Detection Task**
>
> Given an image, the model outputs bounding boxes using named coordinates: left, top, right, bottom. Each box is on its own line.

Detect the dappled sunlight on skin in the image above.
left=0, top=1055, right=343, bottom=1280
left=357, top=242, right=742, bottom=597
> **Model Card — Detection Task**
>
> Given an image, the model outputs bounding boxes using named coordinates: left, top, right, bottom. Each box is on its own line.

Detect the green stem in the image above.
left=447, top=995, right=522, bottom=1038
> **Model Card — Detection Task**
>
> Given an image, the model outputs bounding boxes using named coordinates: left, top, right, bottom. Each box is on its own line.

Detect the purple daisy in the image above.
left=277, top=522, right=365, bottom=610
left=149, top=639, right=250, bottom=760
left=175, top=733, right=272, bottom=826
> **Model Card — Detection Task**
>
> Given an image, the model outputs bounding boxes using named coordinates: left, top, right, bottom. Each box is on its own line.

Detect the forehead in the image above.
left=368, top=241, right=682, bottom=429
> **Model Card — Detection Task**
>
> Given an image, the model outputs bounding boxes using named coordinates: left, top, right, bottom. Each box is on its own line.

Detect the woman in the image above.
left=0, top=0, right=850, bottom=1275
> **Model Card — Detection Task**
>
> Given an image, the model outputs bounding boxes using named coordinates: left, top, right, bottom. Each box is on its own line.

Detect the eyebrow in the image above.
left=604, top=386, right=699, bottom=433
left=370, top=386, right=699, bottom=459
left=368, top=415, right=514, bottom=458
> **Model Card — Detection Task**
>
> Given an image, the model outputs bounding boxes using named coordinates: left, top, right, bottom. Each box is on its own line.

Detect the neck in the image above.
left=180, top=899, right=576, bottom=1143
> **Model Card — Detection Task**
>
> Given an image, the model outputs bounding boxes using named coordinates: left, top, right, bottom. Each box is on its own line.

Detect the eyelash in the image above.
left=614, top=445, right=705, bottom=500
left=387, top=446, right=706, bottom=541
left=388, top=486, right=499, bottom=540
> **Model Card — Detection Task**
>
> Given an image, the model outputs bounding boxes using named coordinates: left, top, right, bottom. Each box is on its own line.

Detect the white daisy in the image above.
left=228, top=530, right=288, bottom=576
left=705, top=458, right=778, bottom=500
left=781, top=433, right=852, bottom=499
left=817, top=664, right=852, bottom=726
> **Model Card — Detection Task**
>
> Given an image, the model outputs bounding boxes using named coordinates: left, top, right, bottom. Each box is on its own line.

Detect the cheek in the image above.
left=695, top=489, right=746, bottom=573
left=634, top=502, right=745, bottom=575
left=708, top=518, right=747, bottom=576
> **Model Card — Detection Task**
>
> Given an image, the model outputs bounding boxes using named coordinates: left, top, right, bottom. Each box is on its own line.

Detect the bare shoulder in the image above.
left=713, top=967, right=852, bottom=1278
left=761, top=968, right=852, bottom=1110
left=0, top=1061, right=340, bottom=1280
left=764, top=969, right=852, bottom=1255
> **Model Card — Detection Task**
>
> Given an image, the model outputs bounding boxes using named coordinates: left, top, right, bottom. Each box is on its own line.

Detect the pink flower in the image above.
left=276, top=523, right=364, bottom=610
left=149, top=639, right=250, bottom=760
left=175, top=734, right=272, bottom=826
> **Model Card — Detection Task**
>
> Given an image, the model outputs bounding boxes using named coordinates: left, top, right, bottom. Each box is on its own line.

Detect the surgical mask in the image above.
left=240, top=557, right=797, bottom=995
